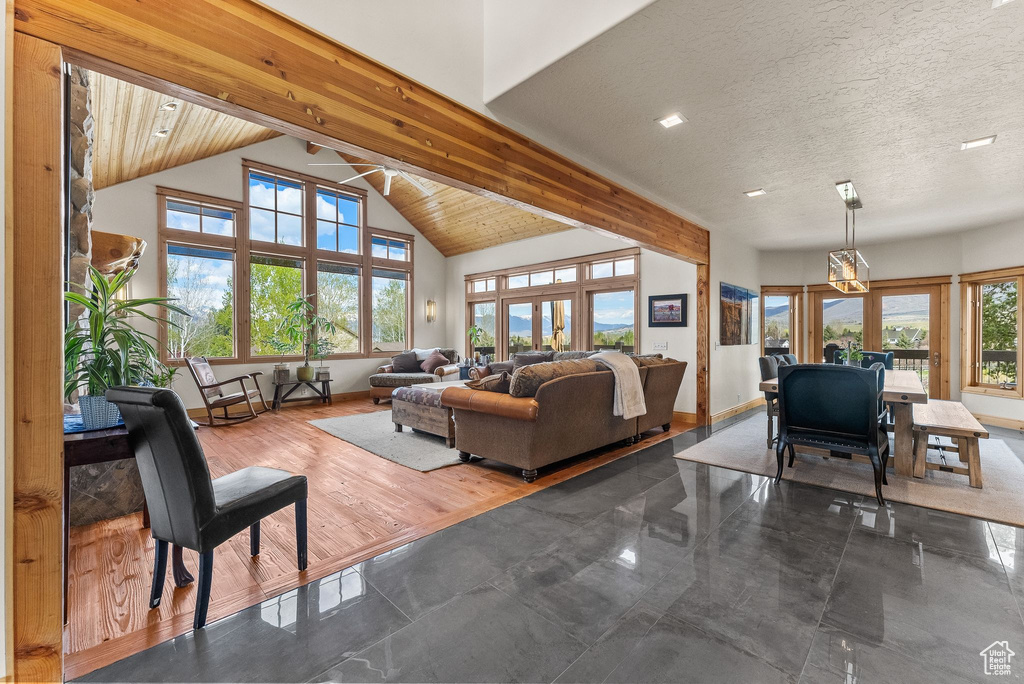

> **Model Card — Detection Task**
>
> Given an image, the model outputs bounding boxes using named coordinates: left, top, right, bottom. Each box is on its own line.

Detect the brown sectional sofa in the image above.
left=441, top=358, right=687, bottom=482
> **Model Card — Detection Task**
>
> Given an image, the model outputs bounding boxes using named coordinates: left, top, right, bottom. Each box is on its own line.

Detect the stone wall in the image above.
left=68, top=65, right=93, bottom=317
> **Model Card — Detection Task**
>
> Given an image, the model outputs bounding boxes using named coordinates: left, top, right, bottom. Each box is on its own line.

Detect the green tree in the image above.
left=249, top=260, right=302, bottom=355
left=981, top=281, right=1018, bottom=384
left=371, top=278, right=407, bottom=351
left=896, top=330, right=913, bottom=349
left=823, top=324, right=838, bottom=342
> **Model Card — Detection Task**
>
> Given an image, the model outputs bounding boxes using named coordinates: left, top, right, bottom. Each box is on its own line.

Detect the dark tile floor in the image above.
left=78, top=414, right=1024, bottom=683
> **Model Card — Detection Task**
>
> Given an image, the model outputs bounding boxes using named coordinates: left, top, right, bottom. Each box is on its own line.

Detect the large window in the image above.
left=963, top=270, right=1022, bottom=397
left=760, top=287, right=803, bottom=360
left=465, top=249, right=640, bottom=360
left=158, top=161, right=414, bottom=364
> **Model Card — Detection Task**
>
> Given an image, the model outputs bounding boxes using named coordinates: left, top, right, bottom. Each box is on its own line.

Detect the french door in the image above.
left=811, top=280, right=948, bottom=398
left=504, top=293, right=576, bottom=357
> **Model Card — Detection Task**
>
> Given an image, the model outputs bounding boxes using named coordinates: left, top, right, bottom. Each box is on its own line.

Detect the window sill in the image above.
left=961, top=385, right=1023, bottom=400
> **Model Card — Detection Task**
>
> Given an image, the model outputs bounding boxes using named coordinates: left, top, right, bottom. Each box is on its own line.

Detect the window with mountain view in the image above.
left=821, top=296, right=864, bottom=361
left=763, top=295, right=790, bottom=354
left=592, top=289, right=635, bottom=353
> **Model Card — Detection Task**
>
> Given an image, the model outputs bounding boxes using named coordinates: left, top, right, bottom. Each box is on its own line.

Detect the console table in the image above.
left=271, top=378, right=333, bottom=410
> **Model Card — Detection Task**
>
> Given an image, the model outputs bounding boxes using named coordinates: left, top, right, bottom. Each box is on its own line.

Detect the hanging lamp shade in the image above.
left=828, top=181, right=870, bottom=293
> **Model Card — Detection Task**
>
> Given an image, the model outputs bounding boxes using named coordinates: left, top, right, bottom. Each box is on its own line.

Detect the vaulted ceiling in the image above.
left=332, top=152, right=570, bottom=256
left=89, top=71, right=282, bottom=190
left=88, top=71, right=570, bottom=255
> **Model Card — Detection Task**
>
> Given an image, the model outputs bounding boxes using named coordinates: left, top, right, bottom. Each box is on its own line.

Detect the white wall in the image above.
left=482, top=0, right=656, bottom=103
left=260, top=0, right=487, bottom=114
left=92, top=136, right=448, bottom=410
left=709, top=230, right=763, bottom=416
left=443, top=228, right=699, bottom=413
left=759, top=219, right=1024, bottom=423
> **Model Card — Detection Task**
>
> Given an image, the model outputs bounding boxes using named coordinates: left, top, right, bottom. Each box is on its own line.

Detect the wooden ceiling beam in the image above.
left=14, top=0, right=709, bottom=263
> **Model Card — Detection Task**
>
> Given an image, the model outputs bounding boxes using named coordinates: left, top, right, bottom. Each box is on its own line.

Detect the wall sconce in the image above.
left=425, top=299, right=437, bottom=323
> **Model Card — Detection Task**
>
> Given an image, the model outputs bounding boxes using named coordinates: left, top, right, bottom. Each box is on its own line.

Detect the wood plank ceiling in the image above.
left=333, top=152, right=571, bottom=256
left=89, top=70, right=281, bottom=190
left=89, top=71, right=570, bottom=255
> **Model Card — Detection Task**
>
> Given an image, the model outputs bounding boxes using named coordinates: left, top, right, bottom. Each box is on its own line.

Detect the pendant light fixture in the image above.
left=828, top=181, right=870, bottom=293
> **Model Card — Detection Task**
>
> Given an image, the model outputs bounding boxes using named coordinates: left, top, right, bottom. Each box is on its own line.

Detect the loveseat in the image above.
left=368, top=348, right=460, bottom=404
left=441, top=357, right=687, bottom=482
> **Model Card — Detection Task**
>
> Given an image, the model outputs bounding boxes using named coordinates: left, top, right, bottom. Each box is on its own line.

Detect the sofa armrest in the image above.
left=376, top=364, right=395, bottom=374
left=441, top=388, right=539, bottom=421
left=469, top=366, right=492, bottom=381
left=435, top=363, right=460, bottom=379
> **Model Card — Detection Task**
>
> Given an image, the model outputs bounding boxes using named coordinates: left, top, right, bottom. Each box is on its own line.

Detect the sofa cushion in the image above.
left=368, top=372, right=436, bottom=388
left=553, top=350, right=598, bottom=361
left=488, top=360, right=514, bottom=375
left=513, top=351, right=555, bottom=369
left=509, top=359, right=604, bottom=398
left=466, top=371, right=512, bottom=394
left=391, top=350, right=421, bottom=373
left=420, top=349, right=449, bottom=374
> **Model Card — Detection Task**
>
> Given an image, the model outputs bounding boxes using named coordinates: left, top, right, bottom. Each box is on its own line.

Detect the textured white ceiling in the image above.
left=488, top=0, right=1024, bottom=249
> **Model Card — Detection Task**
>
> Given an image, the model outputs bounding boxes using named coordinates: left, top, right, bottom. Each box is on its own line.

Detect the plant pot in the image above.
left=315, top=366, right=330, bottom=382
left=79, top=394, right=122, bottom=430
left=297, top=364, right=315, bottom=382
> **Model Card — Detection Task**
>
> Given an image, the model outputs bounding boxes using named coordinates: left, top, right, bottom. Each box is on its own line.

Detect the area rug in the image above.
left=675, top=415, right=1024, bottom=527
left=309, top=410, right=462, bottom=472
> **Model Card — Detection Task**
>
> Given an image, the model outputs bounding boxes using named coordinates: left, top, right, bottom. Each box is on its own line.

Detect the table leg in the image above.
left=272, top=384, right=282, bottom=411
left=172, top=545, right=194, bottom=587
left=892, top=402, right=914, bottom=477
left=323, top=380, right=332, bottom=405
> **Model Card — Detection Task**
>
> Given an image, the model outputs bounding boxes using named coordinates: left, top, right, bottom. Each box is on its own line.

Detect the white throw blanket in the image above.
left=593, top=352, right=647, bottom=420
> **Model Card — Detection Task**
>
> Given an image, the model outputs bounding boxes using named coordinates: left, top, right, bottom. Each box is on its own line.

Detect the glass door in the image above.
left=873, top=287, right=943, bottom=397
left=818, top=295, right=864, bottom=362
left=505, top=299, right=534, bottom=356
left=540, top=297, right=572, bottom=352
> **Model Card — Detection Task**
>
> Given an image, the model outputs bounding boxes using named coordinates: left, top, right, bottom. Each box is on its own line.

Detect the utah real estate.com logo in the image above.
left=981, top=641, right=1015, bottom=676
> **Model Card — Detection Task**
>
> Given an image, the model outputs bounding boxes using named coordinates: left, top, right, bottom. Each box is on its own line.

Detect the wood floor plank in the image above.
left=64, top=398, right=693, bottom=679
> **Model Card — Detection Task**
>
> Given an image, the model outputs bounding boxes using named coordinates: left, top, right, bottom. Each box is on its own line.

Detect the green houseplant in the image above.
left=65, top=266, right=189, bottom=429
left=842, top=342, right=864, bottom=366
left=467, top=324, right=483, bottom=363
left=273, top=295, right=338, bottom=382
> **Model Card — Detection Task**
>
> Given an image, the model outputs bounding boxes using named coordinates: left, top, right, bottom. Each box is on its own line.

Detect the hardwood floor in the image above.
left=64, top=398, right=695, bottom=679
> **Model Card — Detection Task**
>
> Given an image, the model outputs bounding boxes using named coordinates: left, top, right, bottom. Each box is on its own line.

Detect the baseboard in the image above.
left=710, top=397, right=765, bottom=424
left=673, top=411, right=698, bottom=424
left=185, top=390, right=371, bottom=418
left=971, top=412, right=1024, bottom=431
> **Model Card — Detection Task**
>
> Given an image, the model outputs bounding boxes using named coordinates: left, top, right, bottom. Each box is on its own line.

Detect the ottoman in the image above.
left=391, top=382, right=465, bottom=448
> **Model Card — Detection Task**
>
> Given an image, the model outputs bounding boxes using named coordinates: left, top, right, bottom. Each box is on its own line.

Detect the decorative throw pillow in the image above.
left=410, top=347, right=439, bottom=361
left=391, top=350, right=421, bottom=373
left=466, top=371, right=512, bottom=393
left=420, top=349, right=449, bottom=374
left=512, top=351, right=555, bottom=369
left=509, top=359, right=604, bottom=398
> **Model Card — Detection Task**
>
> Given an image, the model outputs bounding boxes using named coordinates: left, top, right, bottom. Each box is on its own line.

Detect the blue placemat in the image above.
left=63, top=413, right=124, bottom=435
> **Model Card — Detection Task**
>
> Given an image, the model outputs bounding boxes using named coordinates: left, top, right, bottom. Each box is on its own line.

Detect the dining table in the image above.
left=759, top=368, right=928, bottom=477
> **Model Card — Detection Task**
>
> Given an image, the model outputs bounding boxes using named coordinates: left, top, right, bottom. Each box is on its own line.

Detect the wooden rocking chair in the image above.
left=185, top=357, right=270, bottom=426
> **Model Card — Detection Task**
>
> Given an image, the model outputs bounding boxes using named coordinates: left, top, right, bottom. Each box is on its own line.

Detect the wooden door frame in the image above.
left=760, top=286, right=805, bottom=362
left=807, top=276, right=951, bottom=399
left=6, top=3, right=717, bottom=680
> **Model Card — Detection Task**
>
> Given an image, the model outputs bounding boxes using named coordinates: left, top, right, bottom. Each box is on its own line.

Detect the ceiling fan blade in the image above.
left=338, top=169, right=382, bottom=185
left=397, top=170, right=432, bottom=196
left=383, top=173, right=393, bottom=196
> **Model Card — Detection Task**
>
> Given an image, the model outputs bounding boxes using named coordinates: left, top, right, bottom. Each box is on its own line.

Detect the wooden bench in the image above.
left=912, top=400, right=989, bottom=488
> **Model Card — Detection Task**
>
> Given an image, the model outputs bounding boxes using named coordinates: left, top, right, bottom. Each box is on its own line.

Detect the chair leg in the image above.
left=774, top=440, right=786, bottom=484
left=868, top=446, right=886, bottom=506
left=193, top=550, right=214, bottom=630
left=250, top=521, right=260, bottom=557
left=150, top=539, right=168, bottom=609
left=766, top=414, right=774, bottom=449
left=296, top=498, right=308, bottom=572
left=787, top=443, right=796, bottom=468
left=255, top=381, right=271, bottom=413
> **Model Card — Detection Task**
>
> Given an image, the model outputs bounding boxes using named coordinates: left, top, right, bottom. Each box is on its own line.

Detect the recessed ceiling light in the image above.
left=158, top=101, right=179, bottom=111
left=153, top=128, right=171, bottom=138
left=658, top=113, right=686, bottom=128
left=993, top=0, right=1015, bottom=8
left=960, top=135, right=997, bottom=150
left=744, top=188, right=767, bottom=197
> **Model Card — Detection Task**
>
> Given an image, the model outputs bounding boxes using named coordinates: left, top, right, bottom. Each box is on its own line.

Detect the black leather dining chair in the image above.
left=106, top=386, right=308, bottom=629
left=775, top=363, right=890, bottom=504
left=773, top=353, right=798, bottom=366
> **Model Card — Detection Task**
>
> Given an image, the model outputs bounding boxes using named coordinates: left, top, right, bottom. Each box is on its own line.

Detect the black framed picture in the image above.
left=648, top=294, right=687, bottom=327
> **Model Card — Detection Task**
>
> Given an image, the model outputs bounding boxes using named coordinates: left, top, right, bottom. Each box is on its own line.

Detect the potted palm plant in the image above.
left=274, top=295, right=338, bottom=382
left=65, top=266, right=188, bottom=429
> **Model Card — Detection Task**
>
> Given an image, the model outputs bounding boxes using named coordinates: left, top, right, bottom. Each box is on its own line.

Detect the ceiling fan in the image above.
left=308, top=161, right=432, bottom=197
